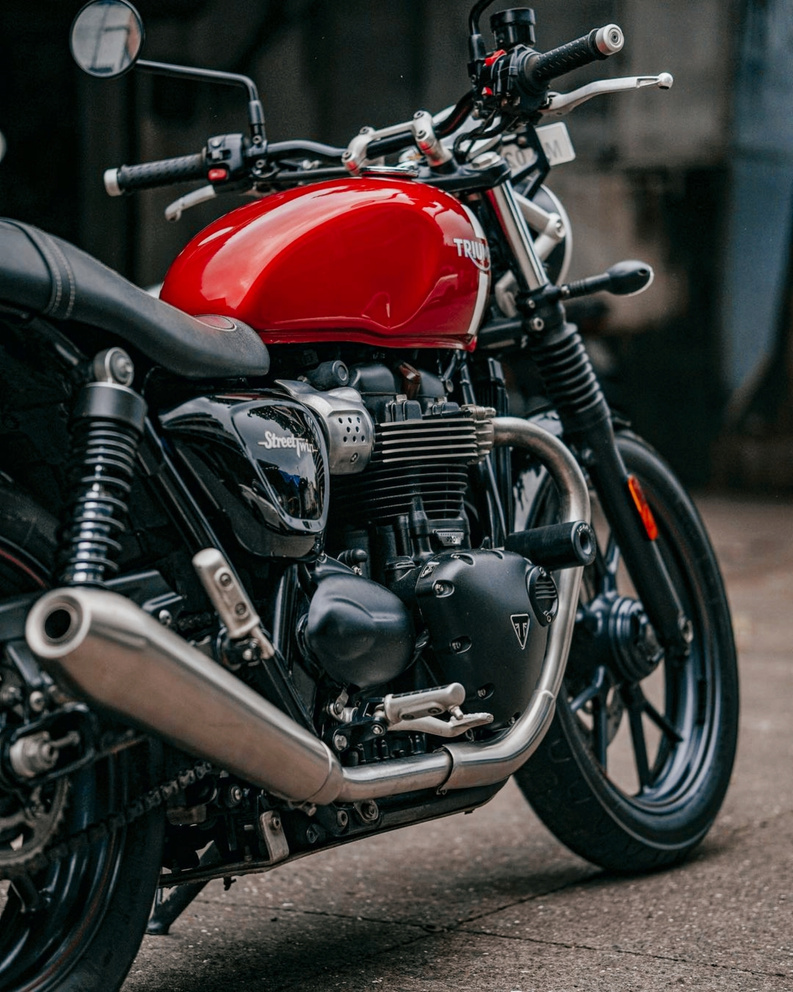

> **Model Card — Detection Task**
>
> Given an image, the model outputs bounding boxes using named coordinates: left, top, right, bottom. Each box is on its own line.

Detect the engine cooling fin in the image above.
left=337, top=411, right=489, bottom=523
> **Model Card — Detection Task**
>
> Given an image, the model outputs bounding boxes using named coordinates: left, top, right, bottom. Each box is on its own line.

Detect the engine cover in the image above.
left=160, top=393, right=329, bottom=558
left=305, top=570, right=414, bottom=688
left=415, top=549, right=557, bottom=727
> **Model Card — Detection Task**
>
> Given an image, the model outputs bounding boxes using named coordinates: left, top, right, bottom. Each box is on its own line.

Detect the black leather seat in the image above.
left=0, top=219, right=270, bottom=379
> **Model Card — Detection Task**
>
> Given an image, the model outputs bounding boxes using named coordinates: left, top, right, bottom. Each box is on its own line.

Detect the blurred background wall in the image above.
left=1, top=0, right=792, bottom=490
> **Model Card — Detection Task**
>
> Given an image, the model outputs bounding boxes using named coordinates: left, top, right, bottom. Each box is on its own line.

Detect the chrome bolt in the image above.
left=371, top=723, right=385, bottom=737
left=157, top=609, right=173, bottom=627
left=28, top=690, right=46, bottom=714
left=358, top=800, right=379, bottom=822
left=530, top=317, right=545, bottom=331
left=0, top=685, right=23, bottom=706
left=219, top=572, right=233, bottom=587
left=333, top=733, right=349, bottom=752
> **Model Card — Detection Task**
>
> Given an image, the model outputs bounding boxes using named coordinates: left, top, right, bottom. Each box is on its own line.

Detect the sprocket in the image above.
left=0, top=777, right=70, bottom=872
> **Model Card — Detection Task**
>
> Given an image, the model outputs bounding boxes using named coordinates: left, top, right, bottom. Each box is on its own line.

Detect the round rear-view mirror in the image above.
left=70, top=0, right=144, bottom=79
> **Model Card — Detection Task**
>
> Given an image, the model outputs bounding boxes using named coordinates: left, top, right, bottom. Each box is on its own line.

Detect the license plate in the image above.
left=503, top=122, right=576, bottom=176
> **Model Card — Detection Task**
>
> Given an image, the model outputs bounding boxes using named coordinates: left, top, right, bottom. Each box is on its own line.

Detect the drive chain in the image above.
left=0, top=758, right=213, bottom=881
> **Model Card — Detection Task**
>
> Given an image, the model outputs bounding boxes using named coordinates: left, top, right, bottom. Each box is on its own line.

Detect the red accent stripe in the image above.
left=627, top=475, right=658, bottom=541
left=0, top=547, right=48, bottom=588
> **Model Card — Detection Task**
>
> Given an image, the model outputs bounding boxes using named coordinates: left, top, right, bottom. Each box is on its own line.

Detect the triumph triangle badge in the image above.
left=510, top=614, right=530, bottom=650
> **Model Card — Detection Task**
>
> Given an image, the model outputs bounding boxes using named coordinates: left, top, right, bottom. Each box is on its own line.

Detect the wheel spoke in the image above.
left=570, top=678, right=602, bottom=714
left=592, top=698, right=609, bottom=769
left=570, top=665, right=609, bottom=714
left=643, top=695, right=683, bottom=744
left=569, top=667, right=611, bottom=770
left=590, top=533, right=619, bottom=594
left=626, top=694, right=652, bottom=790
left=9, top=873, right=43, bottom=915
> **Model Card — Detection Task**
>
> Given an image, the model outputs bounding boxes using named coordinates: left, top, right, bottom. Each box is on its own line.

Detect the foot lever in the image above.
left=380, top=683, right=493, bottom=738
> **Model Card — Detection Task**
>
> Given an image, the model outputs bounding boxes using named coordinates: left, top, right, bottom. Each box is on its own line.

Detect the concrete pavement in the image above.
left=123, top=495, right=793, bottom=992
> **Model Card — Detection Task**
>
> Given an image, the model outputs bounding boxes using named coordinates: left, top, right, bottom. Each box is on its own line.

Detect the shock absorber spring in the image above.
left=58, top=367, right=147, bottom=586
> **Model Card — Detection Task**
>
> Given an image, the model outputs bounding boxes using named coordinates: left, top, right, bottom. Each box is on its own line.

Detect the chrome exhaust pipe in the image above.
left=25, top=417, right=587, bottom=805
left=335, top=416, right=588, bottom=799
left=25, top=588, right=344, bottom=805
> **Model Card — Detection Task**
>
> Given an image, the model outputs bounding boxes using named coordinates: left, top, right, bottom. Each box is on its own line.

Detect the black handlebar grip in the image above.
left=104, top=152, right=206, bottom=196
left=520, top=24, right=624, bottom=93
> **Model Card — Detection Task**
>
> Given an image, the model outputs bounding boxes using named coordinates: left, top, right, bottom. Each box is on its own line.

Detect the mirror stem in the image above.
left=137, top=60, right=266, bottom=142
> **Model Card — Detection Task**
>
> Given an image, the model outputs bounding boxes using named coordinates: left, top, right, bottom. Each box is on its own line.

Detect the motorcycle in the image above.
left=0, top=1, right=738, bottom=989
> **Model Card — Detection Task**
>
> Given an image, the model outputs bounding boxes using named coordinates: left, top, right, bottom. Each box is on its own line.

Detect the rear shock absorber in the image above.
left=57, top=349, right=147, bottom=586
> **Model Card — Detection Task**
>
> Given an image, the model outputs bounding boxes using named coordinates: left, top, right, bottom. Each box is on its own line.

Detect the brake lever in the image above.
left=540, top=72, right=673, bottom=118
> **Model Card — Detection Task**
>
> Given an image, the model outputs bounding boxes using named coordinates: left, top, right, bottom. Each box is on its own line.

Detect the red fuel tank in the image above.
left=160, top=178, right=490, bottom=351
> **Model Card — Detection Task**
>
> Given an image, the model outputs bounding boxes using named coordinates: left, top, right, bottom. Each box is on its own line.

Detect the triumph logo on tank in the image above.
left=257, top=431, right=317, bottom=456
left=510, top=614, right=530, bottom=650
left=453, top=237, right=491, bottom=272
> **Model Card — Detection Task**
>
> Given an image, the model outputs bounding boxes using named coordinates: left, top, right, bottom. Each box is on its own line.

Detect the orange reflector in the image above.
left=627, top=475, right=658, bottom=541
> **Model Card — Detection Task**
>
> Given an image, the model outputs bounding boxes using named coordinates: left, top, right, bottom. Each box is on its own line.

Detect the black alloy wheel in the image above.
left=515, top=432, right=739, bottom=871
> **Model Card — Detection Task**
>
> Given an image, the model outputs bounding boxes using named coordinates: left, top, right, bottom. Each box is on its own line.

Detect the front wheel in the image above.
left=515, top=432, right=739, bottom=872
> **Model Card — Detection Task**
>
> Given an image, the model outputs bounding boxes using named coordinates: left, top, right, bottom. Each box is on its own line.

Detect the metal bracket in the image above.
left=192, top=548, right=274, bottom=659
left=258, top=810, right=290, bottom=863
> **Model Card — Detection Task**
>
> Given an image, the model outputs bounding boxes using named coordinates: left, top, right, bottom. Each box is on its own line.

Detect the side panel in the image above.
left=160, top=179, right=490, bottom=351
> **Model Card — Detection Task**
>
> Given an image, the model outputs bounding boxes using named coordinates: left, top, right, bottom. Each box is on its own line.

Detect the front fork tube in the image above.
left=529, top=311, right=691, bottom=658
left=484, top=175, right=691, bottom=658
left=576, top=414, right=692, bottom=658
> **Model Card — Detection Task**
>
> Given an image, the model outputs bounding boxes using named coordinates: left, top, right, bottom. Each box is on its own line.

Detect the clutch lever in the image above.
left=541, top=73, right=673, bottom=118
left=164, top=184, right=265, bottom=222
left=165, top=185, right=217, bottom=222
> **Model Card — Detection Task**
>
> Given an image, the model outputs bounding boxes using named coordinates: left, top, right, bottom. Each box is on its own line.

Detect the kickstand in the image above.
left=146, top=843, right=223, bottom=935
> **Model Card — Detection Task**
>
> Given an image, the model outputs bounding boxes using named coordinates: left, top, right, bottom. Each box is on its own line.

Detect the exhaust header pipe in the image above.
left=26, top=418, right=587, bottom=806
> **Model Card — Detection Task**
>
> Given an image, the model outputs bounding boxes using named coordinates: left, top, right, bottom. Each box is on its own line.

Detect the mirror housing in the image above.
left=70, top=0, right=144, bottom=79
left=69, top=0, right=267, bottom=144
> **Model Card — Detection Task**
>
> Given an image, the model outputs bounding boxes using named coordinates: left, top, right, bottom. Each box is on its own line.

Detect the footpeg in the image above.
left=380, top=684, right=493, bottom=738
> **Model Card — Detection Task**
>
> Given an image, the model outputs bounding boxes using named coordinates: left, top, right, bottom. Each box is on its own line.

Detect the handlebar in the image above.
left=104, top=152, right=206, bottom=196
left=102, top=20, right=631, bottom=201
left=516, top=24, right=624, bottom=95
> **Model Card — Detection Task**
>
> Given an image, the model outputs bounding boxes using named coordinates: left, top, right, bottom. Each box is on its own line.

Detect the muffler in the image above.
left=25, top=588, right=344, bottom=805
left=26, top=417, right=587, bottom=805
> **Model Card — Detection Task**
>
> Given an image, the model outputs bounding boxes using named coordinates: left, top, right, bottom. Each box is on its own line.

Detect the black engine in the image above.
left=161, top=359, right=559, bottom=756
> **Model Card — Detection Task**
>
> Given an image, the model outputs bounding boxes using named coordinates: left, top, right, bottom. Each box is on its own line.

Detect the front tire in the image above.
left=515, top=432, right=739, bottom=871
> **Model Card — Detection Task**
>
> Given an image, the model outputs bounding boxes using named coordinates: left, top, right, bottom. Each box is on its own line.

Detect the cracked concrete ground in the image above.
left=123, top=496, right=793, bottom=992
